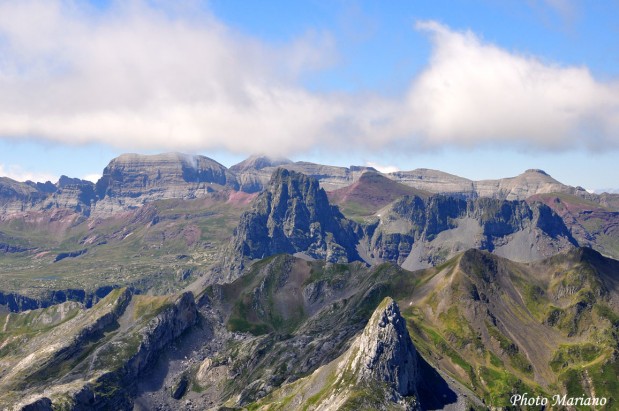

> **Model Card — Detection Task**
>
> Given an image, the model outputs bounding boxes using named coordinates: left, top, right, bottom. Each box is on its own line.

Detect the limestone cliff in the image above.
left=387, top=168, right=592, bottom=201
left=229, top=155, right=293, bottom=193
left=93, top=152, right=238, bottom=216
left=1, top=289, right=197, bottom=411
left=230, top=155, right=376, bottom=192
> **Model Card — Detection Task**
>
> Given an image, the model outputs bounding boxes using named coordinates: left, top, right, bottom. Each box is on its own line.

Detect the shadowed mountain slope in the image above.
left=327, top=171, right=430, bottom=220
left=529, top=192, right=619, bottom=260
left=0, top=288, right=197, bottom=410
left=361, top=194, right=577, bottom=269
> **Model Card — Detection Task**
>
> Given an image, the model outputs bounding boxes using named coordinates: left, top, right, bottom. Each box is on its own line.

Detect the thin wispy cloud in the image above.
left=0, top=1, right=617, bottom=157
left=0, top=164, right=56, bottom=183
left=366, top=162, right=399, bottom=174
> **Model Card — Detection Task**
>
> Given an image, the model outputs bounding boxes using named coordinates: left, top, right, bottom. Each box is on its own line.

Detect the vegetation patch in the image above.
left=550, top=343, right=603, bottom=372
left=486, top=323, right=533, bottom=376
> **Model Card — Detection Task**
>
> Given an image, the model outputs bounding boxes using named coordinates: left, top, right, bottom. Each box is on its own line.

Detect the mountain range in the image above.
left=1, top=152, right=618, bottom=410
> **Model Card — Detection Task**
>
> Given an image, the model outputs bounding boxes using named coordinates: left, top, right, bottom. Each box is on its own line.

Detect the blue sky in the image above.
left=0, top=0, right=618, bottom=191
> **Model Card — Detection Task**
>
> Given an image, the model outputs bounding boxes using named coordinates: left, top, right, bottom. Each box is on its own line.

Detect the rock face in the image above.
left=363, top=195, right=577, bottom=270
left=529, top=192, right=619, bottom=260
left=0, top=177, right=48, bottom=215
left=248, top=297, right=421, bottom=410
left=229, top=155, right=294, bottom=193
left=0, top=286, right=117, bottom=312
left=347, top=297, right=418, bottom=399
left=388, top=168, right=591, bottom=201
left=387, top=169, right=475, bottom=199
left=0, top=175, right=95, bottom=218
left=93, top=153, right=237, bottom=216
left=475, top=169, right=583, bottom=200
left=226, top=169, right=360, bottom=274
left=230, top=155, right=376, bottom=192
left=2, top=289, right=198, bottom=411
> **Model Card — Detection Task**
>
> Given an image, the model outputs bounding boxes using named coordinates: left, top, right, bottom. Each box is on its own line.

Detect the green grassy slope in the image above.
left=199, top=249, right=619, bottom=409
left=0, top=194, right=251, bottom=300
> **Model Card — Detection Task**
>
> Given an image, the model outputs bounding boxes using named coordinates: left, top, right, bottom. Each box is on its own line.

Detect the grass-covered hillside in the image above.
left=192, top=248, right=619, bottom=409
left=0, top=193, right=252, bottom=304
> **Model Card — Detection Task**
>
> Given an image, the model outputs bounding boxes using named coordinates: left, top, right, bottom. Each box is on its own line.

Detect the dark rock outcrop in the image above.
left=226, top=169, right=360, bottom=274
left=349, top=297, right=419, bottom=398
left=364, top=194, right=577, bottom=269
left=20, top=397, right=53, bottom=411
left=0, top=286, right=119, bottom=312
left=54, top=249, right=87, bottom=262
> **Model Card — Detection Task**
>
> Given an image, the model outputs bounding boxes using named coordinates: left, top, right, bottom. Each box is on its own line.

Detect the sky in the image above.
left=0, top=0, right=618, bottom=191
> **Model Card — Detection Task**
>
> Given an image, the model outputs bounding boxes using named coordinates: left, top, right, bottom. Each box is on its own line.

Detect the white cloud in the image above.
left=0, top=2, right=617, bottom=156
left=0, top=0, right=340, bottom=155
left=82, top=173, right=102, bottom=183
left=392, top=20, right=619, bottom=151
left=0, top=164, right=56, bottom=183
left=366, top=162, right=399, bottom=174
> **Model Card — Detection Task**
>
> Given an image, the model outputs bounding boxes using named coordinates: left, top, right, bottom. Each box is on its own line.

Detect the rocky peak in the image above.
left=524, top=168, right=549, bottom=176
left=226, top=169, right=360, bottom=275
left=92, top=152, right=238, bottom=216
left=95, top=153, right=236, bottom=197
left=229, top=154, right=292, bottom=172
left=347, top=297, right=418, bottom=397
left=56, top=175, right=93, bottom=189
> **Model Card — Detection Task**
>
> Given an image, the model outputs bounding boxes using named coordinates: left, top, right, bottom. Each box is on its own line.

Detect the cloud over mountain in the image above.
left=401, top=21, right=619, bottom=151
left=0, top=1, right=617, bottom=155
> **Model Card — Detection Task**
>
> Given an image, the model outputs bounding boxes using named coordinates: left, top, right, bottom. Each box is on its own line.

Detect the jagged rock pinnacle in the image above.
left=348, top=297, right=419, bottom=398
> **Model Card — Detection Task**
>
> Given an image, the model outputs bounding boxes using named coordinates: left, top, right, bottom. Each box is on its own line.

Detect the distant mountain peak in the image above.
left=524, top=168, right=549, bottom=176
left=229, top=154, right=292, bottom=172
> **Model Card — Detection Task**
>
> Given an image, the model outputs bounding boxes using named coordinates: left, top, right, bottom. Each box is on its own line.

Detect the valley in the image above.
left=1, top=153, right=618, bottom=410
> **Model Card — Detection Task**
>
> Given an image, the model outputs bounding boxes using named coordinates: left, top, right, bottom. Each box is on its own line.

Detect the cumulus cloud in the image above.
left=396, top=21, right=619, bottom=150
left=0, top=1, right=617, bottom=156
left=0, top=0, right=341, bottom=155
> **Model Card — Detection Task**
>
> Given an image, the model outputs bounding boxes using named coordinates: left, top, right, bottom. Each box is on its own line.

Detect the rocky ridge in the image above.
left=1, top=153, right=617, bottom=222
left=248, top=297, right=422, bottom=410
left=225, top=168, right=360, bottom=276
left=386, top=168, right=596, bottom=201
left=362, top=194, right=578, bottom=270
left=0, top=288, right=197, bottom=410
